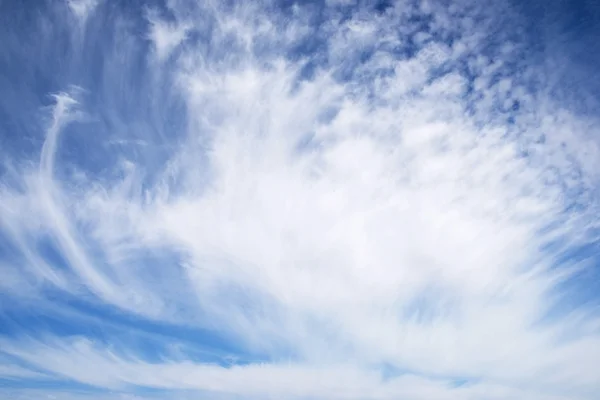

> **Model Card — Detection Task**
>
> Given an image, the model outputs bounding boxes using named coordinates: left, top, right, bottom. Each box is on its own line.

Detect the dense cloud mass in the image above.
left=1, top=0, right=600, bottom=399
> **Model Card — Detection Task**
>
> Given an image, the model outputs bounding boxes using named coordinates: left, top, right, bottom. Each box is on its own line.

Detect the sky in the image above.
left=1, top=0, right=600, bottom=399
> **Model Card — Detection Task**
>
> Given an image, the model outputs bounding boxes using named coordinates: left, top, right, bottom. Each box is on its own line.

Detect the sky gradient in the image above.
left=1, top=0, right=600, bottom=399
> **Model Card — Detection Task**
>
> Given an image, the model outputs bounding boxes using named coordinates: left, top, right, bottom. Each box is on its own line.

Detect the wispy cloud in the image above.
left=146, top=10, right=191, bottom=62
left=0, top=336, right=581, bottom=400
left=67, top=0, right=99, bottom=26
left=1, top=0, right=600, bottom=399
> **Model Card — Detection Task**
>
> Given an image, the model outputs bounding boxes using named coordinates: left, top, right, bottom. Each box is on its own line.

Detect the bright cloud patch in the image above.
left=1, top=0, right=600, bottom=399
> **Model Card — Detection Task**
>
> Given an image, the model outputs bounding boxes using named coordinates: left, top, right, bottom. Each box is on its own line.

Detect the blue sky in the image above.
left=1, top=0, right=600, bottom=399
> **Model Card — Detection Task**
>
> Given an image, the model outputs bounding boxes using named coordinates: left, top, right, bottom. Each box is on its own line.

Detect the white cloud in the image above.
left=0, top=336, right=581, bottom=400
left=2, top=0, right=600, bottom=399
left=146, top=12, right=191, bottom=62
left=67, top=0, right=99, bottom=26
left=0, top=364, right=50, bottom=380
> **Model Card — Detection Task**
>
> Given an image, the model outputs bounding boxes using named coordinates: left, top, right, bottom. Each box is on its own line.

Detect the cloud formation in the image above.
left=1, top=0, right=600, bottom=399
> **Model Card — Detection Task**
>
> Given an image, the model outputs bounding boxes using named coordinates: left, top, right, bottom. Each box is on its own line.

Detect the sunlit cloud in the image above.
left=1, top=0, right=600, bottom=399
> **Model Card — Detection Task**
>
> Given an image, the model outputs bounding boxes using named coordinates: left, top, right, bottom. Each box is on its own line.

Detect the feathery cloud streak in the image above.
left=1, top=0, right=600, bottom=399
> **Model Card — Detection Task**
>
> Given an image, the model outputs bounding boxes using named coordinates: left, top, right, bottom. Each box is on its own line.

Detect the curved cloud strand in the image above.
left=1, top=0, right=600, bottom=399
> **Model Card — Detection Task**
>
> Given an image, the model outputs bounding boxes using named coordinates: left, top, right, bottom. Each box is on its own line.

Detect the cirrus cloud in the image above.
left=1, top=0, right=600, bottom=399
